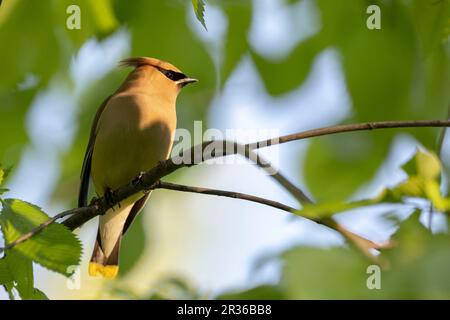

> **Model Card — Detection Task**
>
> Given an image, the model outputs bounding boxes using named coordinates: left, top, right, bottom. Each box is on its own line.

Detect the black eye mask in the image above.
left=158, top=68, right=187, bottom=82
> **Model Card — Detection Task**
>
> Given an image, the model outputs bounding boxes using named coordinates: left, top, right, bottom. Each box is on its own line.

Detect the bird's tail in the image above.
left=88, top=231, right=121, bottom=279
left=88, top=204, right=133, bottom=279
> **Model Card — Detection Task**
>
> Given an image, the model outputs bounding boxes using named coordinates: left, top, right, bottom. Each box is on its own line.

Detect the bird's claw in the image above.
left=104, top=187, right=120, bottom=210
left=89, top=196, right=98, bottom=206
left=132, top=171, right=146, bottom=186
left=158, top=160, right=166, bottom=168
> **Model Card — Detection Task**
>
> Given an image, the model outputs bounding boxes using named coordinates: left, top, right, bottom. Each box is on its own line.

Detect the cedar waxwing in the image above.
left=78, top=57, right=197, bottom=279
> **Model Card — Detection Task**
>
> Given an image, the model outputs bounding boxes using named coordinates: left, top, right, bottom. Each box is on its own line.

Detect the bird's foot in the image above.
left=158, top=160, right=167, bottom=168
left=89, top=196, right=98, bottom=206
left=104, top=187, right=120, bottom=210
left=132, top=171, right=146, bottom=186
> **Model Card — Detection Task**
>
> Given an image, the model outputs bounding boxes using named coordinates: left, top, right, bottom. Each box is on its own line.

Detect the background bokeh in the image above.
left=0, top=0, right=450, bottom=299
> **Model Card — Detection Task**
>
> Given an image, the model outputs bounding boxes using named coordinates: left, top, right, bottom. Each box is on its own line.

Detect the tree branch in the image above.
left=61, top=140, right=313, bottom=230
left=64, top=119, right=450, bottom=229
left=154, top=181, right=389, bottom=259
left=247, top=119, right=450, bottom=149
left=1, top=119, right=449, bottom=253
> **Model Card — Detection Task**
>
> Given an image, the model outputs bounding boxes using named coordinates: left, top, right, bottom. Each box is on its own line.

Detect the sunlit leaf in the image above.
left=376, top=149, right=450, bottom=211
left=0, top=166, right=9, bottom=186
left=0, top=257, right=13, bottom=285
left=301, top=149, right=449, bottom=219
left=87, top=0, right=118, bottom=35
left=295, top=199, right=374, bottom=220
left=402, top=149, right=441, bottom=181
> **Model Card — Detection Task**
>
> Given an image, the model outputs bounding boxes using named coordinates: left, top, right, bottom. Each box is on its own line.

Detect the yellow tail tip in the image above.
left=89, top=262, right=119, bottom=279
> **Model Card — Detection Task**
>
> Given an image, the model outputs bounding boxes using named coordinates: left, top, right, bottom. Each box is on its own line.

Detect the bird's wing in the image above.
left=122, top=193, right=150, bottom=235
left=78, top=95, right=112, bottom=207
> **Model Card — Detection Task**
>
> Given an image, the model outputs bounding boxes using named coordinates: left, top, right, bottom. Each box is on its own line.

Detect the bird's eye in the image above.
left=159, top=68, right=186, bottom=82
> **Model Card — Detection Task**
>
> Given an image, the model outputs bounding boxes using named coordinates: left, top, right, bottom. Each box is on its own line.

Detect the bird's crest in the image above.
left=119, top=57, right=181, bottom=73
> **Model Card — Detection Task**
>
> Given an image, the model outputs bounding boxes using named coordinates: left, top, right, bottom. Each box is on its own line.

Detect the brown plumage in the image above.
left=78, top=57, right=197, bottom=278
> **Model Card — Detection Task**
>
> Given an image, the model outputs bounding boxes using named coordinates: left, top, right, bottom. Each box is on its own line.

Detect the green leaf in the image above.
left=377, top=212, right=450, bottom=298
left=2, top=251, right=34, bottom=299
left=87, top=0, right=118, bottom=36
left=0, top=199, right=82, bottom=276
left=376, top=149, right=450, bottom=211
left=295, top=199, right=374, bottom=220
left=402, top=149, right=441, bottom=181
left=299, top=148, right=449, bottom=220
left=0, top=165, right=11, bottom=192
left=29, top=288, right=49, bottom=300
left=0, top=251, right=49, bottom=300
left=4, top=282, right=15, bottom=300
left=0, top=257, right=13, bottom=284
left=191, top=0, right=207, bottom=30
left=0, top=167, right=6, bottom=186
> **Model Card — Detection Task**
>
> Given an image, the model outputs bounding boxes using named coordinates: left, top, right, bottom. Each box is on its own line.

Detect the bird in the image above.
left=78, top=57, right=197, bottom=279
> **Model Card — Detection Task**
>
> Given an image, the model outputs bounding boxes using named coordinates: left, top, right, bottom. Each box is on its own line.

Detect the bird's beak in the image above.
left=176, top=77, right=198, bottom=87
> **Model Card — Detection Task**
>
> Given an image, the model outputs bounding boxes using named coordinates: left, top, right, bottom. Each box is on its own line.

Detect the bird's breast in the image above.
left=91, top=93, right=176, bottom=196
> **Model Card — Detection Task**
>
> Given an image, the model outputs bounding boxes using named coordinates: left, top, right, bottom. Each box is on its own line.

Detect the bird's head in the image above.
left=120, top=57, right=198, bottom=95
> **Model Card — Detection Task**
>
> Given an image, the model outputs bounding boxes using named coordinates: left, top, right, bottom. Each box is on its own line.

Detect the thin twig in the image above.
left=155, top=181, right=391, bottom=258
left=154, top=181, right=297, bottom=213
left=0, top=180, right=296, bottom=253
left=247, top=119, right=450, bottom=150
left=0, top=206, right=96, bottom=253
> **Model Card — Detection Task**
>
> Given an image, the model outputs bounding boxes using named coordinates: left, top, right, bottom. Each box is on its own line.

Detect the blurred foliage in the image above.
left=300, top=0, right=450, bottom=201
left=297, top=149, right=448, bottom=219
left=102, top=150, right=450, bottom=299
left=0, top=0, right=449, bottom=299
left=97, top=276, right=202, bottom=300
left=274, top=211, right=450, bottom=299
left=98, top=211, right=450, bottom=299
left=123, top=211, right=450, bottom=300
